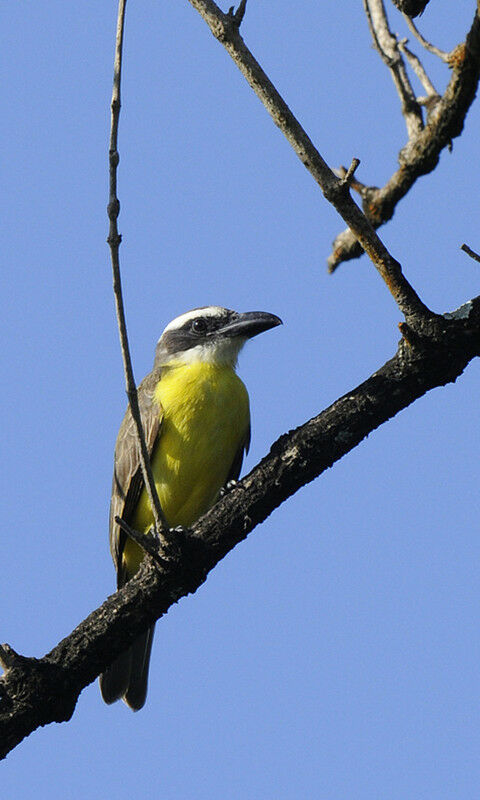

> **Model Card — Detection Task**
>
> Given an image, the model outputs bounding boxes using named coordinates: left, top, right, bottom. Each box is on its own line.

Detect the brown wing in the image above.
left=226, top=423, right=251, bottom=484
left=109, top=368, right=163, bottom=583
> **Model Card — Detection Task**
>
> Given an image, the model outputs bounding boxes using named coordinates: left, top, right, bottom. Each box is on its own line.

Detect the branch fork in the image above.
left=227, top=0, right=247, bottom=27
left=329, top=3, right=480, bottom=267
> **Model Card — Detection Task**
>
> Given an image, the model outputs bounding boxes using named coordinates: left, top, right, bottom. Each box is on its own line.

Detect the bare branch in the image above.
left=338, top=157, right=361, bottom=188
left=403, top=13, right=450, bottom=61
left=107, top=0, right=170, bottom=547
left=115, top=517, right=170, bottom=566
left=330, top=7, right=480, bottom=268
left=461, top=243, right=480, bottom=263
left=227, top=0, right=247, bottom=27
left=187, top=0, right=429, bottom=321
left=2, top=295, right=480, bottom=757
left=335, top=165, right=368, bottom=196
left=398, top=38, right=440, bottom=101
left=364, top=0, right=424, bottom=139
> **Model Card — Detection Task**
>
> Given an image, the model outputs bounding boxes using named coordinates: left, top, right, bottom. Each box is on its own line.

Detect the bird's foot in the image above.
left=219, top=479, right=238, bottom=497
left=171, top=525, right=190, bottom=536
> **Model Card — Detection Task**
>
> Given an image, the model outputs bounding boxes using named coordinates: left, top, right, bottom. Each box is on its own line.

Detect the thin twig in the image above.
left=107, top=0, right=170, bottom=545
left=398, top=39, right=439, bottom=100
left=115, top=517, right=169, bottom=566
left=461, top=243, right=480, bottom=263
left=330, top=6, right=480, bottom=268
left=364, top=0, right=424, bottom=139
left=335, top=165, right=368, bottom=196
left=403, top=13, right=450, bottom=61
left=227, top=0, right=247, bottom=27
left=338, top=157, right=361, bottom=188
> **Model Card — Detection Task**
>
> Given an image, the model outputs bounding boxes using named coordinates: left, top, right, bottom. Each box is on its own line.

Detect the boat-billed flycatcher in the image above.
left=99, top=306, right=282, bottom=710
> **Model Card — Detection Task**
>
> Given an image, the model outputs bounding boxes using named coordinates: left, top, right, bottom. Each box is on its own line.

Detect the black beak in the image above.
left=218, top=310, right=282, bottom=340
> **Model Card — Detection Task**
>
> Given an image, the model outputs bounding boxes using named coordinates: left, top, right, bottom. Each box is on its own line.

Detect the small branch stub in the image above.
left=228, top=0, right=248, bottom=27
left=0, top=644, right=22, bottom=671
left=398, top=320, right=422, bottom=349
left=461, top=243, right=480, bottom=264
left=339, top=157, right=361, bottom=188
left=115, top=517, right=176, bottom=566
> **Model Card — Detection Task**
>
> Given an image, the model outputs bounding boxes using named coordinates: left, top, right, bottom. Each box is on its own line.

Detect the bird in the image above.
left=99, top=305, right=282, bottom=710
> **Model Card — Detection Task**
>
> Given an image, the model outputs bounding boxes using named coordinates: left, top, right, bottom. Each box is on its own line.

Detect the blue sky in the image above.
left=2, top=1, right=480, bottom=797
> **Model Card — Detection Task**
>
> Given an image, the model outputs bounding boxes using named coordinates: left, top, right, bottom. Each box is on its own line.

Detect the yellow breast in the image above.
left=123, top=361, right=250, bottom=575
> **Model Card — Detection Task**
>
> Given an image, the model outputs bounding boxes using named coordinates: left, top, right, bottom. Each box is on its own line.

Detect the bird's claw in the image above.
left=171, top=525, right=189, bottom=535
left=219, top=479, right=238, bottom=497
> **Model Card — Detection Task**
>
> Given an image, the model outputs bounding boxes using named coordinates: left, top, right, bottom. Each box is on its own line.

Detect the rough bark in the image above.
left=330, top=7, right=480, bottom=268
left=2, top=298, right=480, bottom=759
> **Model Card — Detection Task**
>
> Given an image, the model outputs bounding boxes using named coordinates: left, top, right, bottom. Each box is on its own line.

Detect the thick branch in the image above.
left=330, top=7, right=480, bottom=268
left=2, top=298, right=480, bottom=758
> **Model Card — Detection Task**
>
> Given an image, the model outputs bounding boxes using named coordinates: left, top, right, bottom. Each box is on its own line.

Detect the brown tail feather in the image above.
left=99, top=624, right=155, bottom=710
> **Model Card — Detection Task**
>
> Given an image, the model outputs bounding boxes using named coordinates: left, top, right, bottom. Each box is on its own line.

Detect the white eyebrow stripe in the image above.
left=162, top=306, right=229, bottom=333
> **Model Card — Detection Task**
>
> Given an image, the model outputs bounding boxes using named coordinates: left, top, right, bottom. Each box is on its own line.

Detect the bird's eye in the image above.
left=191, top=318, right=207, bottom=334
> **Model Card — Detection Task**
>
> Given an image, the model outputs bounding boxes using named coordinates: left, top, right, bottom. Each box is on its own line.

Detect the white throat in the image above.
left=168, top=337, right=246, bottom=367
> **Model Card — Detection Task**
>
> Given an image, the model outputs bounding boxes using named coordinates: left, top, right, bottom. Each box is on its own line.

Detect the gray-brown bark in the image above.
left=330, top=5, right=480, bottom=268
left=1, top=298, right=480, bottom=759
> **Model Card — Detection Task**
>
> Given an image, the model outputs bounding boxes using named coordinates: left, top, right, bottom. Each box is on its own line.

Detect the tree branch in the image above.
left=364, top=0, right=424, bottom=140
left=403, top=13, right=450, bottom=61
left=330, top=6, right=480, bottom=268
left=107, top=0, right=170, bottom=545
left=398, top=39, right=440, bottom=104
left=461, top=243, right=480, bottom=263
left=186, top=0, right=431, bottom=322
left=2, top=296, right=480, bottom=757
